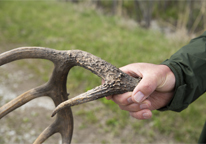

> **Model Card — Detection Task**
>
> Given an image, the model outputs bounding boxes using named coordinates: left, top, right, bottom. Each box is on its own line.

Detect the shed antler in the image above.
left=0, top=47, right=141, bottom=144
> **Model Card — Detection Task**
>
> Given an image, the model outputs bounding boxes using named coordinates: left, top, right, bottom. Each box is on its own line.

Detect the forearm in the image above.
left=160, top=31, right=206, bottom=112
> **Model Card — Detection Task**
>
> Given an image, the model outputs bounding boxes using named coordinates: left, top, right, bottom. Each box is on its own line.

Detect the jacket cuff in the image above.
left=158, top=60, right=188, bottom=112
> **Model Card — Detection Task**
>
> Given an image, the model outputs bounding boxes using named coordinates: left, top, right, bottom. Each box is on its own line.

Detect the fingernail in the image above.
left=134, top=91, right=144, bottom=103
left=127, top=97, right=133, bottom=103
left=140, top=103, right=148, bottom=109
left=143, top=113, right=150, bottom=119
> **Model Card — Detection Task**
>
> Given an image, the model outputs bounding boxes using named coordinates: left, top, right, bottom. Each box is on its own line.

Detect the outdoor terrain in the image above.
left=0, top=1, right=206, bottom=143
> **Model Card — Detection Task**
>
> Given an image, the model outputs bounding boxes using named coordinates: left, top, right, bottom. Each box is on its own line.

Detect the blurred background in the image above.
left=0, top=0, right=206, bottom=143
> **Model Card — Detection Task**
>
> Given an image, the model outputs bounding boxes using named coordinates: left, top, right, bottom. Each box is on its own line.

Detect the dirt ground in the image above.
left=0, top=49, right=178, bottom=144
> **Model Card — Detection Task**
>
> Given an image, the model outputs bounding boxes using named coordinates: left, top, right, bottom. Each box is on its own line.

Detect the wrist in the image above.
left=156, top=65, right=176, bottom=92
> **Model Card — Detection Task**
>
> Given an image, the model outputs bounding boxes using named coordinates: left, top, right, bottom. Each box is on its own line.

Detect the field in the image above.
left=0, top=1, right=206, bottom=143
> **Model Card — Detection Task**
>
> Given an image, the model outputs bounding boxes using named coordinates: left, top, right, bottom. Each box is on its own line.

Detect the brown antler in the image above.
left=0, top=47, right=141, bottom=144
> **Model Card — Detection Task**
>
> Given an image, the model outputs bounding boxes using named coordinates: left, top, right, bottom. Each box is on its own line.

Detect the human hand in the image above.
left=106, top=63, right=175, bottom=120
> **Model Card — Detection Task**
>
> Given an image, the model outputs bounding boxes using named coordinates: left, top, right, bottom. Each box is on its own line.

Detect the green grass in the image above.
left=0, top=1, right=205, bottom=143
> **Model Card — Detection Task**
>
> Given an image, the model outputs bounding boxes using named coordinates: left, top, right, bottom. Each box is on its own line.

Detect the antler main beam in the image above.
left=0, top=47, right=141, bottom=143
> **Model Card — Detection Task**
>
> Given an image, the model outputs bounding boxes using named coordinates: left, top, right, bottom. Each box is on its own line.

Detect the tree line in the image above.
left=68, top=0, right=206, bottom=34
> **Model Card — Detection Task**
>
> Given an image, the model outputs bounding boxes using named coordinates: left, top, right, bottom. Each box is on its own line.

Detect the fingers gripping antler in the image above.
left=0, top=47, right=141, bottom=143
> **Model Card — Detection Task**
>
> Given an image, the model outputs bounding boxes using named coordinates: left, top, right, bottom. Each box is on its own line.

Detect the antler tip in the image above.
left=51, top=102, right=67, bottom=117
left=51, top=110, right=57, bottom=117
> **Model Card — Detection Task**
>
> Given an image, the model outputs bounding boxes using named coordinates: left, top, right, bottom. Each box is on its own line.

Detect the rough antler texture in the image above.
left=0, top=47, right=141, bottom=144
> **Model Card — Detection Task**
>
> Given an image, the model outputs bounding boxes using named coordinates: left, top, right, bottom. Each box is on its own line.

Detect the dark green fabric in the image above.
left=161, top=31, right=206, bottom=111
left=198, top=121, right=206, bottom=144
left=159, top=31, right=206, bottom=142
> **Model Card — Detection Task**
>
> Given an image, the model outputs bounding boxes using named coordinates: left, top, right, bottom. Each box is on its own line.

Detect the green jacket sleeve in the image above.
left=160, top=31, right=206, bottom=112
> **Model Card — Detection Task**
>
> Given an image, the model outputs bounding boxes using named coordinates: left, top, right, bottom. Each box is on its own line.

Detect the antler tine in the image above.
left=0, top=85, right=48, bottom=119
left=51, top=80, right=138, bottom=117
left=34, top=97, right=73, bottom=144
left=51, top=85, right=107, bottom=117
left=0, top=47, right=59, bottom=66
left=52, top=77, right=141, bottom=117
left=33, top=121, right=58, bottom=144
left=34, top=107, right=73, bottom=144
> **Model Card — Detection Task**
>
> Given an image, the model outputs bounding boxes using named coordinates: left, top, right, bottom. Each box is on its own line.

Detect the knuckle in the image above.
left=131, top=110, right=151, bottom=120
left=132, top=114, right=141, bottom=120
left=119, top=99, right=127, bottom=105
left=142, top=82, right=154, bottom=93
left=114, top=96, right=127, bottom=105
left=141, top=100, right=151, bottom=108
left=119, top=105, right=130, bottom=112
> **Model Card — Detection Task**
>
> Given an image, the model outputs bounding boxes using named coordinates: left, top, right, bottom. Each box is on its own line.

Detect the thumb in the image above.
left=132, top=76, right=157, bottom=103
